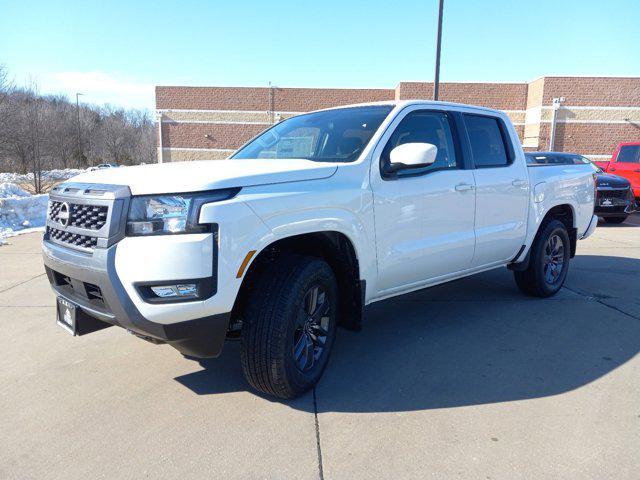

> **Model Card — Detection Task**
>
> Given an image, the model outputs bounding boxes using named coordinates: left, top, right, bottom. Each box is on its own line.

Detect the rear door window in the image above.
left=464, top=114, right=512, bottom=168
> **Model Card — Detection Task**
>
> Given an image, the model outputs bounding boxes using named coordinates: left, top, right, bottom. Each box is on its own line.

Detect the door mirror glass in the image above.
left=389, top=142, right=438, bottom=171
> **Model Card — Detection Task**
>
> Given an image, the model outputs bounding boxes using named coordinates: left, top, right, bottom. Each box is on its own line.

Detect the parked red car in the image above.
left=595, top=142, right=640, bottom=199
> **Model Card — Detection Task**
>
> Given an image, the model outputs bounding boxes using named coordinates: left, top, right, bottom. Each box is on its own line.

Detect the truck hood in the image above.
left=596, top=172, right=631, bottom=189
left=68, top=159, right=338, bottom=195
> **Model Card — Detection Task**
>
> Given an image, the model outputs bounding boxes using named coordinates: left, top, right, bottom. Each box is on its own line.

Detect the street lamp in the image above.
left=433, top=0, right=444, bottom=101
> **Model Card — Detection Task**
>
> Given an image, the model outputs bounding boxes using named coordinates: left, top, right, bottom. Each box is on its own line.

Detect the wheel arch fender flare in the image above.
left=510, top=203, right=577, bottom=271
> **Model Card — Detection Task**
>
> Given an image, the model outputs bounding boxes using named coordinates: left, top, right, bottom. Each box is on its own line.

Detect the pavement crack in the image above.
left=563, top=285, right=640, bottom=321
left=0, top=273, right=45, bottom=294
left=313, top=387, right=325, bottom=480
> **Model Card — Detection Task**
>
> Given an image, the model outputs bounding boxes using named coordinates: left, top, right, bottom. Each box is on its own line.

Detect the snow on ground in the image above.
left=0, top=169, right=84, bottom=245
left=0, top=182, right=48, bottom=244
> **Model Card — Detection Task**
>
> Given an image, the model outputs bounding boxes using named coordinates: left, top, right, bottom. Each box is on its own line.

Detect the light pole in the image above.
left=433, top=0, right=444, bottom=101
left=75, top=92, right=84, bottom=157
left=549, top=96, right=565, bottom=151
left=156, top=111, right=164, bottom=163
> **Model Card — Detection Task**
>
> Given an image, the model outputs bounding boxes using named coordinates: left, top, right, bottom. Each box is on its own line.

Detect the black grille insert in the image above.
left=49, top=269, right=107, bottom=310
left=48, top=201, right=108, bottom=230
left=598, top=189, right=629, bottom=200
left=47, top=226, right=98, bottom=250
left=85, top=283, right=104, bottom=302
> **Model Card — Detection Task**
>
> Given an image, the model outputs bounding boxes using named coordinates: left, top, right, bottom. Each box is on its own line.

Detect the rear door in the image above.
left=462, top=113, right=529, bottom=267
left=609, top=144, right=640, bottom=197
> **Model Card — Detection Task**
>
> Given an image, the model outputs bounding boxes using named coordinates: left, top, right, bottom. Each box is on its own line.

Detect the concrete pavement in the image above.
left=1, top=216, right=639, bottom=479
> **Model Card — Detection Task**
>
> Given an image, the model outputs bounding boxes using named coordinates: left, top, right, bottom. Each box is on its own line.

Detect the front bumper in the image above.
left=42, top=238, right=231, bottom=358
left=594, top=203, right=637, bottom=217
left=595, top=188, right=637, bottom=217
left=580, top=214, right=599, bottom=240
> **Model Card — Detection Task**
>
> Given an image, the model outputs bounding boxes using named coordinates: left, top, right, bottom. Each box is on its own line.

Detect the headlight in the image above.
left=126, top=188, right=239, bottom=236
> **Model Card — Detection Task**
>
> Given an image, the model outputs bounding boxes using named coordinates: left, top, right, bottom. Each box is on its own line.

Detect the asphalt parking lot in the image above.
left=1, top=215, right=639, bottom=480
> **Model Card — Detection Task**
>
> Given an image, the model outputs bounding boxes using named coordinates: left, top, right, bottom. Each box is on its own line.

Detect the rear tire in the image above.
left=240, top=255, right=338, bottom=399
left=514, top=220, right=570, bottom=298
left=603, top=216, right=627, bottom=224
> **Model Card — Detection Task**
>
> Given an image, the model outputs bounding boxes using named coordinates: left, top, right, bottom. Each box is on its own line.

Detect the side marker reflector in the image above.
left=237, top=250, right=257, bottom=278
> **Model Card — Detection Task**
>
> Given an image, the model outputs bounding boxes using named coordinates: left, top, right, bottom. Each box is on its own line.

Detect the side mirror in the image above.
left=389, top=143, right=438, bottom=171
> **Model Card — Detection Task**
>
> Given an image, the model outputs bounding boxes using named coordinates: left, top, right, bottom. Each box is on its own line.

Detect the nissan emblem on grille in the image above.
left=58, top=202, right=70, bottom=226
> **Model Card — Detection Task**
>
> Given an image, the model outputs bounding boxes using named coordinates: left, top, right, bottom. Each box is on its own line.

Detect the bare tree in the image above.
left=0, top=65, right=15, bottom=153
left=24, top=81, right=46, bottom=193
left=0, top=65, right=156, bottom=181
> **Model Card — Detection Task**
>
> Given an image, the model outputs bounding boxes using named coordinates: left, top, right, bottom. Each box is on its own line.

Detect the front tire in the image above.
left=240, top=255, right=338, bottom=399
left=603, top=216, right=627, bottom=224
left=514, top=220, right=571, bottom=298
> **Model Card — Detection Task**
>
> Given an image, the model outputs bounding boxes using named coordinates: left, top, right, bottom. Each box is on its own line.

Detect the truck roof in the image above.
left=316, top=99, right=506, bottom=116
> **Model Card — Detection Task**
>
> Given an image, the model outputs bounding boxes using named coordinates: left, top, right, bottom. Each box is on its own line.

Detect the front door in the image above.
left=610, top=143, right=640, bottom=198
left=370, top=108, right=476, bottom=294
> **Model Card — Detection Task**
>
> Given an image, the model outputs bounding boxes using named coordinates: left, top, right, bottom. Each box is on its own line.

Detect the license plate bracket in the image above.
left=56, top=297, right=112, bottom=336
left=57, top=297, right=77, bottom=335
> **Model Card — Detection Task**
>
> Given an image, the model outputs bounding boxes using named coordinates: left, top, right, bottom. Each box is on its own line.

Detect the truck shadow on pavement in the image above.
left=175, top=254, right=640, bottom=413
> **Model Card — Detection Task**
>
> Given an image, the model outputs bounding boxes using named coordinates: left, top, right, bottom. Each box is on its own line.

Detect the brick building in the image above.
left=156, top=76, right=640, bottom=162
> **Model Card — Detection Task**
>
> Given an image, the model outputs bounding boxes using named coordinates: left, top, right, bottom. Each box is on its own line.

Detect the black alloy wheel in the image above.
left=543, top=233, right=565, bottom=286
left=293, top=285, right=331, bottom=372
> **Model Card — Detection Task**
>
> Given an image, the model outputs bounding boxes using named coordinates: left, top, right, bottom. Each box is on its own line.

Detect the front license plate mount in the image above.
left=56, top=297, right=113, bottom=336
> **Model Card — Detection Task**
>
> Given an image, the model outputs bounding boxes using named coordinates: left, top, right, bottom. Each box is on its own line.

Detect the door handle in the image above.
left=610, top=168, right=616, bottom=171
left=512, top=179, right=527, bottom=187
left=634, top=168, right=640, bottom=172
left=455, top=183, right=475, bottom=192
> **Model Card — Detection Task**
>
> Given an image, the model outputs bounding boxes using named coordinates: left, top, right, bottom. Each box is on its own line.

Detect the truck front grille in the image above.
left=48, top=201, right=109, bottom=230
left=597, top=188, right=629, bottom=200
left=597, top=188, right=631, bottom=207
left=47, top=226, right=98, bottom=250
left=46, top=182, right=130, bottom=253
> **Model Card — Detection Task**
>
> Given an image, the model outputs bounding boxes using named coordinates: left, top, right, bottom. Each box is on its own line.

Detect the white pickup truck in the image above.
left=43, top=101, right=597, bottom=398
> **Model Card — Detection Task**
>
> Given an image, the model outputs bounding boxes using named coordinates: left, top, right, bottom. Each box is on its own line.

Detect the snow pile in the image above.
left=0, top=182, right=49, bottom=244
left=0, top=168, right=85, bottom=184
left=0, top=168, right=89, bottom=244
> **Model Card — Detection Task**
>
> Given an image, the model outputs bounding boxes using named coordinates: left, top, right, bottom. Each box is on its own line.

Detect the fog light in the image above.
left=176, top=284, right=197, bottom=296
left=150, top=284, right=198, bottom=298
left=151, top=286, right=178, bottom=298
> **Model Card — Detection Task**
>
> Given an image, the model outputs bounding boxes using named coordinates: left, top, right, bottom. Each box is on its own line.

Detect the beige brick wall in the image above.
left=156, top=86, right=394, bottom=112
left=161, top=122, right=265, bottom=149
left=541, top=77, right=640, bottom=107
left=162, top=148, right=231, bottom=162
left=526, top=78, right=545, bottom=109
left=157, top=77, right=640, bottom=161
left=395, top=82, right=528, bottom=110
left=549, top=123, right=640, bottom=155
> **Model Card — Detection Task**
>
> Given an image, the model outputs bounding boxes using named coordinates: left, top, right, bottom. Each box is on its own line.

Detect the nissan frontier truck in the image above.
left=43, top=101, right=598, bottom=398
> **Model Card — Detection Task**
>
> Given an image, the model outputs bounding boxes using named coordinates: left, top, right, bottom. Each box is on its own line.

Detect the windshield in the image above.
left=617, top=145, right=640, bottom=163
left=232, top=105, right=393, bottom=162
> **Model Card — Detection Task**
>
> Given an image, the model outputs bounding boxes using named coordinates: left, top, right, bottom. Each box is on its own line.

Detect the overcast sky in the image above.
left=2, top=0, right=639, bottom=110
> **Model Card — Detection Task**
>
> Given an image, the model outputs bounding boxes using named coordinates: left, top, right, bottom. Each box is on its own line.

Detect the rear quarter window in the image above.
left=464, top=114, right=513, bottom=168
